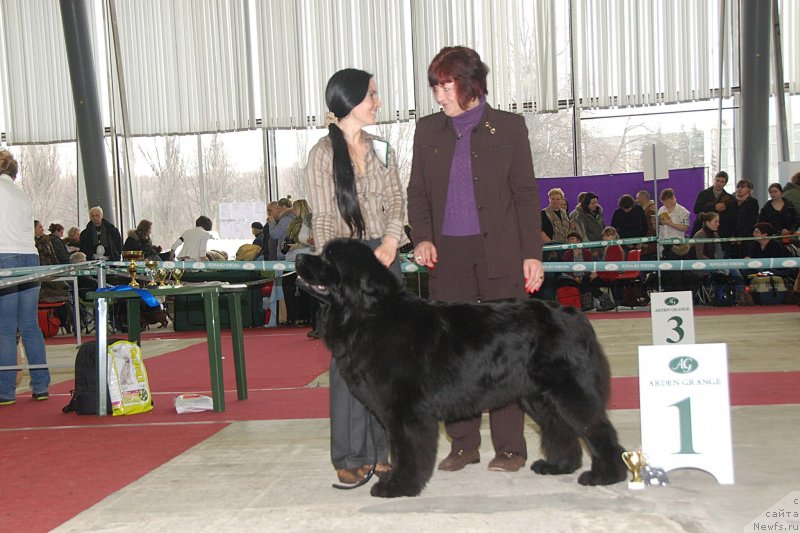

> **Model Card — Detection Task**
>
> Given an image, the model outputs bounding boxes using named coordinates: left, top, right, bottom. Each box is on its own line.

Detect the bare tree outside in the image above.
left=17, top=144, right=78, bottom=230
left=136, top=136, right=193, bottom=248
left=277, top=129, right=311, bottom=200
left=197, top=133, right=233, bottom=231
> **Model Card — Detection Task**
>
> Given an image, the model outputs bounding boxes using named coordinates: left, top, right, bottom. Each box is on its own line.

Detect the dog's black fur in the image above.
left=296, top=239, right=627, bottom=498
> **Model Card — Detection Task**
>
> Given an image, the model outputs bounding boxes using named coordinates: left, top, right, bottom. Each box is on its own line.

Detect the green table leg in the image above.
left=203, top=292, right=225, bottom=412
left=227, top=292, right=247, bottom=400
left=126, top=299, right=141, bottom=345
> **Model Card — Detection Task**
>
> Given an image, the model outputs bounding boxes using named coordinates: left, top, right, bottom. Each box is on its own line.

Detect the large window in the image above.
left=2, top=0, right=800, bottom=237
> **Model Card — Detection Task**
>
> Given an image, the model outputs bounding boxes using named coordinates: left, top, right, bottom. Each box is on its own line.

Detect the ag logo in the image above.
left=665, top=297, right=680, bottom=306
left=669, top=356, right=698, bottom=374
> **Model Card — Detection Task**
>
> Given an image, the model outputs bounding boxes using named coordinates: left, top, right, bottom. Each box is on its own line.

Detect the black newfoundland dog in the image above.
left=296, top=239, right=627, bottom=498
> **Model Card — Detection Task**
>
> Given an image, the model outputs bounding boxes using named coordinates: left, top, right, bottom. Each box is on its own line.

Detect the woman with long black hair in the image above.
left=305, top=68, right=406, bottom=485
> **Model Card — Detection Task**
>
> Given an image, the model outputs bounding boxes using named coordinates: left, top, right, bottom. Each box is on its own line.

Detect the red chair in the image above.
left=38, top=301, right=65, bottom=337
left=611, top=249, right=643, bottom=309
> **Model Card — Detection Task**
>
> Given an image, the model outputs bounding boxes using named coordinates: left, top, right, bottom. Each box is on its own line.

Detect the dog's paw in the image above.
left=370, top=479, right=420, bottom=498
left=577, top=466, right=627, bottom=486
left=531, top=459, right=580, bottom=476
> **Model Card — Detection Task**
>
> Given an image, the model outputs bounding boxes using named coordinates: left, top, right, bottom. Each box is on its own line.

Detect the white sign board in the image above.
left=650, top=291, right=695, bottom=345
left=638, top=343, right=734, bottom=484
left=642, top=143, right=668, bottom=181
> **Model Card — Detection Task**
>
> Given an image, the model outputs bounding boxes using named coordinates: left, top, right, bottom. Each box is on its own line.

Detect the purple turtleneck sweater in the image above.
left=441, top=96, right=486, bottom=236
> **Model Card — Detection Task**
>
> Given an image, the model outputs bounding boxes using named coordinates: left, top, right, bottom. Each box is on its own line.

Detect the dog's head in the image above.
left=295, top=238, right=401, bottom=308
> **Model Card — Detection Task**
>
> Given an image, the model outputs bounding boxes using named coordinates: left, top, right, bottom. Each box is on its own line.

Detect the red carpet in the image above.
left=2, top=318, right=798, bottom=531
left=0, top=424, right=226, bottom=533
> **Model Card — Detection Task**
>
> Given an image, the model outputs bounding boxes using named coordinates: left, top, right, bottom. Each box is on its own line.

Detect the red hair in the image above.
left=427, top=46, right=488, bottom=110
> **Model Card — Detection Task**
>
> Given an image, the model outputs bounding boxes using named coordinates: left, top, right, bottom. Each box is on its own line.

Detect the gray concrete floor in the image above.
left=25, top=310, right=800, bottom=532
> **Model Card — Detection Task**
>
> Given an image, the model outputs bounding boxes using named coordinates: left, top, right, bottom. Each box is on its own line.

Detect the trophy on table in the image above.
left=156, top=267, right=168, bottom=287
left=145, top=260, right=158, bottom=286
left=172, top=268, right=184, bottom=287
left=122, top=250, right=143, bottom=288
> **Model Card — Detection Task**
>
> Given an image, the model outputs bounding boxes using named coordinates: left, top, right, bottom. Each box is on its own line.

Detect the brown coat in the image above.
left=407, top=105, right=542, bottom=278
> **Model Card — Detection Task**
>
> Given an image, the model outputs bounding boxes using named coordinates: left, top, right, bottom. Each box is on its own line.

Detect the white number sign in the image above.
left=638, top=343, right=734, bottom=484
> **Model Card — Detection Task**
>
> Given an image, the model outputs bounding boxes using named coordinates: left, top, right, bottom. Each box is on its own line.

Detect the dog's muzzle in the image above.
left=297, top=276, right=330, bottom=298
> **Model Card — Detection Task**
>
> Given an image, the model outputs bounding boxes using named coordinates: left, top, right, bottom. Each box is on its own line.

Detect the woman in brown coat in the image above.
left=408, top=46, right=544, bottom=474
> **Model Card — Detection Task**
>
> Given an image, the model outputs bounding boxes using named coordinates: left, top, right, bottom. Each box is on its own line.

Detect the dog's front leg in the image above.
left=370, top=415, right=438, bottom=498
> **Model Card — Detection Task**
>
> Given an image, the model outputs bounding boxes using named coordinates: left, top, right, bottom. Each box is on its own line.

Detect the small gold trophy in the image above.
left=123, top=251, right=143, bottom=288
left=172, top=268, right=184, bottom=287
left=156, top=267, right=168, bottom=287
left=621, top=450, right=647, bottom=490
left=145, top=260, right=158, bottom=286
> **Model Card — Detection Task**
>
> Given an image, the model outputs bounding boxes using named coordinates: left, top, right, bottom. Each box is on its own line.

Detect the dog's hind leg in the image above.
left=536, top=389, right=626, bottom=486
left=575, top=415, right=627, bottom=486
left=370, top=415, right=438, bottom=498
left=521, top=396, right=582, bottom=476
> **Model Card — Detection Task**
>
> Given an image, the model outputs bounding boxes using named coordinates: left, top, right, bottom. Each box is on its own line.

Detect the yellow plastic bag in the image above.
left=107, top=340, right=153, bottom=415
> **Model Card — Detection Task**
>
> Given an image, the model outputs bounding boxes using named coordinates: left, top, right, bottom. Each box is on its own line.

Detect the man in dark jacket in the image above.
left=79, top=206, right=122, bottom=261
left=691, top=170, right=735, bottom=244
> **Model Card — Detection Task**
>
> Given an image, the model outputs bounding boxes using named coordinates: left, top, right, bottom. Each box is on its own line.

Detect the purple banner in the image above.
left=537, top=167, right=706, bottom=232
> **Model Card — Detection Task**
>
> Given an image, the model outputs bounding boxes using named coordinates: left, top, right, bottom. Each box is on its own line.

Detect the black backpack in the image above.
left=62, top=340, right=117, bottom=415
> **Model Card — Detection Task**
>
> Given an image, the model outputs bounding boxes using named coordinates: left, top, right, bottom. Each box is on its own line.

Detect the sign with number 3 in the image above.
left=650, top=291, right=695, bottom=345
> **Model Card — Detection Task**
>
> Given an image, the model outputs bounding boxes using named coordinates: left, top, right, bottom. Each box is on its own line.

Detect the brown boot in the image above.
left=437, top=449, right=480, bottom=471
left=361, top=463, right=392, bottom=479
left=487, top=452, right=525, bottom=472
left=336, top=467, right=364, bottom=484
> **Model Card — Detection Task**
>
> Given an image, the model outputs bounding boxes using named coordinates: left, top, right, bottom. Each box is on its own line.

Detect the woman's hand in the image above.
left=523, top=258, right=545, bottom=294
left=375, top=237, right=399, bottom=268
left=413, top=241, right=437, bottom=269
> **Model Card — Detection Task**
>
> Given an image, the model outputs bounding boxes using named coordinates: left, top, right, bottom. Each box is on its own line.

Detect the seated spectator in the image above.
left=35, top=220, right=70, bottom=302
left=690, top=212, right=723, bottom=260
left=171, top=216, right=215, bottom=261
left=34, top=220, right=58, bottom=265
left=657, top=188, right=690, bottom=259
left=611, top=194, right=648, bottom=251
left=585, top=227, right=623, bottom=311
left=79, top=206, right=122, bottom=261
left=251, top=221, right=264, bottom=247
left=758, top=182, right=799, bottom=237
left=47, top=223, right=71, bottom=264
left=64, top=226, right=81, bottom=254
left=123, top=219, right=163, bottom=260
left=574, top=192, right=605, bottom=246
left=744, top=222, right=794, bottom=278
left=562, top=231, right=593, bottom=311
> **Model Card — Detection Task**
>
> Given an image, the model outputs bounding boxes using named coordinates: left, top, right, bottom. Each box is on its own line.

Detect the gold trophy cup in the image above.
left=172, top=268, right=184, bottom=287
left=123, top=250, right=143, bottom=287
left=156, top=267, right=168, bottom=287
left=621, top=450, right=647, bottom=490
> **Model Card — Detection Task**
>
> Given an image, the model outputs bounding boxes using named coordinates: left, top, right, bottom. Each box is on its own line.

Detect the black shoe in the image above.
left=306, top=329, right=320, bottom=339
left=32, top=392, right=49, bottom=401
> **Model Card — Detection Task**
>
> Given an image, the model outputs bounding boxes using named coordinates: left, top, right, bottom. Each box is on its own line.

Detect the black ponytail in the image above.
left=325, top=69, right=372, bottom=239
left=328, top=123, right=365, bottom=238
